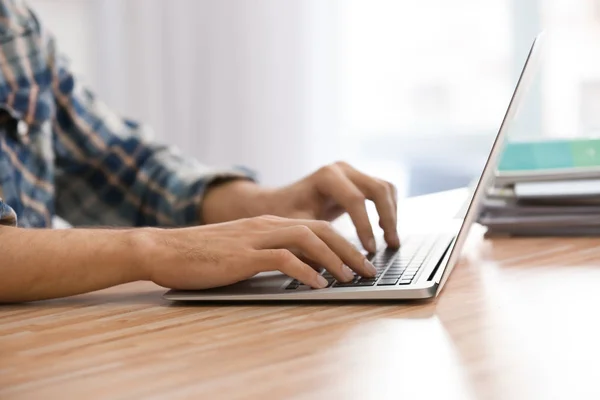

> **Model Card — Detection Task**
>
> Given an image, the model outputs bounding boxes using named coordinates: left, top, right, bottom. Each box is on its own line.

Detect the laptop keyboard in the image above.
left=285, top=234, right=443, bottom=290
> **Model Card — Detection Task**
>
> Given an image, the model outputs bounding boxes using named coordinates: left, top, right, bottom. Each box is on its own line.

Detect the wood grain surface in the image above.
left=3, top=199, right=600, bottom=399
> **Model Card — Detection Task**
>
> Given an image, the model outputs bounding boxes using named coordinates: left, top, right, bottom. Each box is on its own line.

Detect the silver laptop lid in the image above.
left=435, top=33, right=546, bottom=293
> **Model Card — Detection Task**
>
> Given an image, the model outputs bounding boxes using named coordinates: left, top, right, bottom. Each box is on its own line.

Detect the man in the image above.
left=0, top=0, right=399, bottom=303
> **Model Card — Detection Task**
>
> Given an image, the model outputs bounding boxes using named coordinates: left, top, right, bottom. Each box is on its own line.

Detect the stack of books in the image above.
left=479, top=138, right=600, bottom=236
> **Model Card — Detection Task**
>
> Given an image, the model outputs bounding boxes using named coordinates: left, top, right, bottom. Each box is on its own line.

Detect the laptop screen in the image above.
left=435, top=33, right=546, bottom=293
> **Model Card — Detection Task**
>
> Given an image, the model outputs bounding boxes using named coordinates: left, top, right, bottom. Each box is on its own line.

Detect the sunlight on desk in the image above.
left=304, top=318, right=475, bottom=400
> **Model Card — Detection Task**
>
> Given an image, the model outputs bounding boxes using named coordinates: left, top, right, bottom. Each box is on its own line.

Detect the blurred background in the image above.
left=27, top=0, right=600, bottom=198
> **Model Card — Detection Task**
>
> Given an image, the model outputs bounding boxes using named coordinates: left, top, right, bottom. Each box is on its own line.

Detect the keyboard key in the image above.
left=286, top=280, right=299, bottom=290
left=359, top=277, right=378, bottom=282
left=388, top=261, right=404, bottom=267
left=377, top=278, right=399, bottom=286
left=374, top=265, right=389, bottom=270
left=333, top=282, right=355, bottom=287
left=382, top=274, right=401, bottom=280
left=373, top=252, right=397, bottom=263
left=394, top=261, right=411, bottom=268
left=387, top=271, right=405, bottom=277
left=398, top=279, right=412, bottom=285
left=389, top=259, right=406, bottom=265
left=333, top=277, right=361, bottom=287
left=385, top=267, right=405, bottom=273
left=356, top=280, right=377, bottom=286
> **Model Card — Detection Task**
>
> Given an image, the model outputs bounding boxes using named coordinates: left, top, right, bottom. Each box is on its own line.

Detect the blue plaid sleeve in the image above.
left=46, top=36, right=254, bottom=227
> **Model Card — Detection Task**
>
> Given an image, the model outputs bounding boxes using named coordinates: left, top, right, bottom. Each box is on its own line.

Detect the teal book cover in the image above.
left=498, top=138, right=600, bottom=172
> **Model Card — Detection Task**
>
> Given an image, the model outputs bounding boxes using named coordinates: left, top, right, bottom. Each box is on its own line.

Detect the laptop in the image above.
left=164, top=34, right=544, bottom=302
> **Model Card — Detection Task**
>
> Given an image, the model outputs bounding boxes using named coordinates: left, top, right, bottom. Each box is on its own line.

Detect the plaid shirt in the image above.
left=0, top=0, right=252, bottom=229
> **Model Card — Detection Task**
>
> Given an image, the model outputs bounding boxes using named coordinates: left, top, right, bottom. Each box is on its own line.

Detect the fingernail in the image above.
left=368, top=238, right=377, bottom=253
left=364, top=259, right=377, bottom=276
left=342, top=265, right=355, bottom=281
left=316, top=275, right=329, bottom=288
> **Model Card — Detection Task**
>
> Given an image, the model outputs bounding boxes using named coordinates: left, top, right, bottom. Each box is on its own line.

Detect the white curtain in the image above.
left=83, top=0, right=342, bottom=186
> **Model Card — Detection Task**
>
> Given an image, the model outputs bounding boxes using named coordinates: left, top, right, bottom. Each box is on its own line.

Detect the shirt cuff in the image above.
left=176, top=165, right=257, bottom=226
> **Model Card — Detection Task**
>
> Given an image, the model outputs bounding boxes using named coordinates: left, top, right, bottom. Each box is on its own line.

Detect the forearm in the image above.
left=201, top=180, right=271, bottom=224
left=0, top=226, right=149, bottom=303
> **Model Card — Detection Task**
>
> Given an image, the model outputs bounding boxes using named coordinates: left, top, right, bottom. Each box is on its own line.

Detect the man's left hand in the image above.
left=202, top=161, right=399, bottom=252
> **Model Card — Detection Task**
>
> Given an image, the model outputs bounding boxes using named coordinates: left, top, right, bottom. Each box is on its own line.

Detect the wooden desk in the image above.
left=3, top=194, right=600, bottom=399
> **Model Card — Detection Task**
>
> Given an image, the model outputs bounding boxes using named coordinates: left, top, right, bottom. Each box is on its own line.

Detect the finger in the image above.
left=255, top=249, right=329, bottom=289
left=315, top=165, right=376, bottom=253
left=250, top=217, right=376, bottom=278
left=339, top=164, right=399, bottom=248
left=304, top=220, right=376, bottom=278
left=295, top=253, right=332, bottom=272
left=390, top=182, right=398, bottom=214
left=340, top=163, right=397, bottom=246
left=389, top=182, right=399, bottom=237
left=255, top=225, right=355, bottom=282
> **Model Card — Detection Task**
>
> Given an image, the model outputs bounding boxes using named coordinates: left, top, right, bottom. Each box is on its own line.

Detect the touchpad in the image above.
left=195, top=271, right=292, bottom=295
left=241, top=271, right=289, bottom=289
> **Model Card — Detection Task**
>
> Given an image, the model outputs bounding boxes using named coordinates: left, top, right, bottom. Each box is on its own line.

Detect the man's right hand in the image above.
left=141, top=215, right=377, bottom=290
left=0, top=215, right=377, bottom=303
